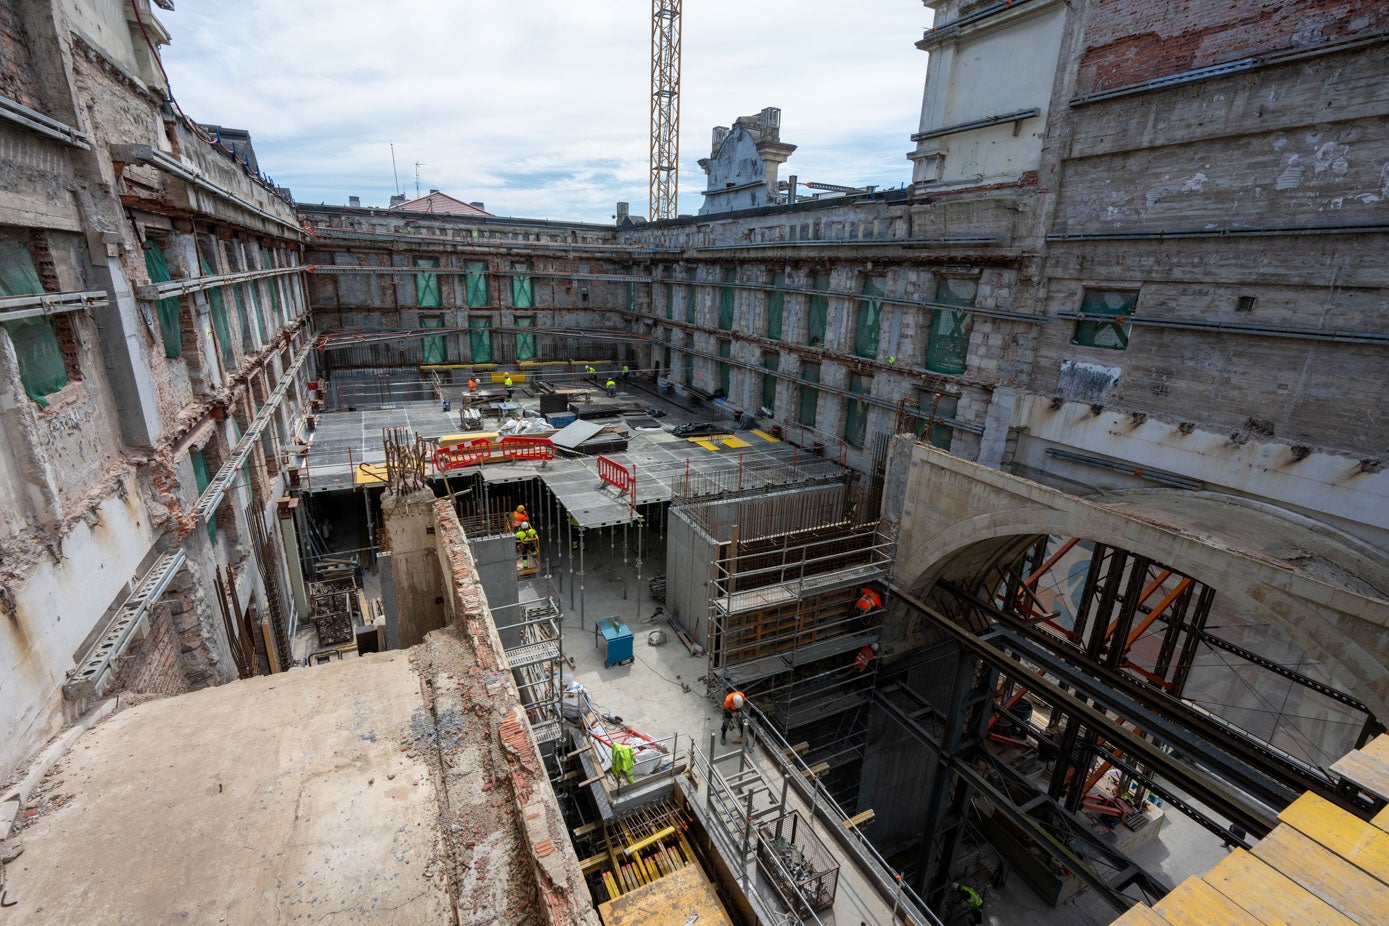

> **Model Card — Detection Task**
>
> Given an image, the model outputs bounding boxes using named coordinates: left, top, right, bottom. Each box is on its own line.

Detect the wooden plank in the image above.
left=1253, top=825, right=1389, bottom=924
left=1360, top=735, right=1389, bottom=767
left=1203, top=849, right=1357, bottom=926
left=782, top=741, right=810, bottom=758
left=1373, top=805, right=1389, bottom=835
left=721, top=436, right=751, bottom=449
left=1330, top=751, right=1389, bottom=801
left=1279, top=793, right=1389, bottom=883
left=802, top=762, right=830, bottom=778
left=596, top=863, right=733, bottom=926
left=844, top=809, right=876, bottom=828
left=751, top=429, right=781, bottom=442
left=1150, top=878, right=1263, bottom=925
left=1108, top=906, right=1169, bottom=926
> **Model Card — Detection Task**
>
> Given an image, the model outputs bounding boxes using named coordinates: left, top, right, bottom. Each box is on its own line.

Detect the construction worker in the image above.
left=950, top=882, right=984, bottom=925
left=854, top=586, right=883, bottom=622
left=854, top=642, right=878, bottom=671
left=605, top=377, right=618, bottom=398
left=515, top=521, right=538, bottom=556
left=721, top=691, right=746, bottom=744
left=467, top=376, right=478, bottom=393
left=621, top=363, right=631, bottom=383
left=504, top=373, right=514, bottom=399
left=585, top=364, right=597, bottom=383
left=610, top=742, right=636, bottom=783
left=511, top=503, right=528, bottom=527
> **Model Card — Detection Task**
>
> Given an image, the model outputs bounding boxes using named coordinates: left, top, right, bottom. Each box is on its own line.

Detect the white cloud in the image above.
left=159, top=0, right=932, bottom=221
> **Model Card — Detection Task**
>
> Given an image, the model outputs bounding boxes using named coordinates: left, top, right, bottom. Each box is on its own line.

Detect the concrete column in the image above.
left=276, top=501, right=310, bottom=619
left=978, top=386, right=1019, bottom=469
left=381, top=488, right=446, bottom=648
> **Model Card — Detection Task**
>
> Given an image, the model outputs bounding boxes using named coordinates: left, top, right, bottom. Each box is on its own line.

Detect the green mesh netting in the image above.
left=414, top=257, right=441, bottom=307
left=799, top=363, right=819, bottom=427
left=719, top=269, right=735, bottom=330
left=262, top=247, right=282, bottom=321
left=0, top=240, right=68, bottom=406
left=510, top=263, right=533, bottom=309
left=190, top=449, right=216, bottom=543
left=420, top=315, right=446, bottom=365
left=844, top=373, right=869, bottom=449
left=142, top=239, right=183, bottom=359
left=515, top=315, right=536, bottom=361
left=201, top=258, right=235, bottom=365
left=465, top=261, right=488, bottom=307
left=806, top=272, right=829, bottom=347
left=766, top=273, right=784, bottom=340
left=246, top=283, right=267, bottom=342
left=926, top=277, right=977, bottom=374
left=854, top=276, right=884, bottom=359
left=233, top=282, right=251, bottom=348
left=469, top=317, right=493, bottom=363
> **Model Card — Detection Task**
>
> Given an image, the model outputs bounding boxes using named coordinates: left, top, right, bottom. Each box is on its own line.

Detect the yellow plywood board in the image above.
left=721, top=436, right=751, bottom=449
left=1280, top=793, right=1389, bottom=884
left=1331, top=750, right=1389, bottom=801
left=1108, top=905, right=1168, bottom=926
left=354, top=463, right=388, bottom=485
left=1151, top=878, right=1263, bottom=926
left=1374, top=805, right=1389, bottom=835
left=1204, top=849, right=1357, bottom=926
left=689, top=438, right=721, bottom=452
left=597, top=864, right=733, bottom=926
left=751, top=429, right=780, bottom=442
left=1253, top=825, right=1389, bottom=925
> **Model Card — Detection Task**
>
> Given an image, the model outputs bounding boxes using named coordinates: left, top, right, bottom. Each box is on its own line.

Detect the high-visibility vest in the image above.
left=611, top=743, right=635, bottom=783
left=957, top=884, right=983, bottom=909
left=523, top=529, right=538, bottom=543
left=855, top=646, right=876, bottom=670
left=467, top=379, right=478, bottom=391
left=857, top=589, right=881, bottom=611
left=606, top=380, right=616, bottom=389
left=723, top=691, right=745, bottom=712
left=505, top=376, right=514, bottom=387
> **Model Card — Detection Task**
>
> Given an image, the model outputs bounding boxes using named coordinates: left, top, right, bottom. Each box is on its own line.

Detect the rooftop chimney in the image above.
left=389, top=194, right=406, bottom=207
left=429, top=188, right=439, bottom=194
left=616, top=202, right=630, bottom=226
left=469, top=202, right=484, bottom=211
left=348, top=195, right=360, bottom=208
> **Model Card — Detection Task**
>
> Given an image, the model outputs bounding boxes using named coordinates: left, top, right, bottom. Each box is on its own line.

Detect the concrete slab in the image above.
left=5, top=652, right=452, bottom=924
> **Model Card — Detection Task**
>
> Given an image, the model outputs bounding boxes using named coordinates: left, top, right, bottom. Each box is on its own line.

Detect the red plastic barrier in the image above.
left=434, top=438, right=493, bottom=472
left=500, top=436, right=555, bottom=462
left=597, top=455, right=632, bottom=493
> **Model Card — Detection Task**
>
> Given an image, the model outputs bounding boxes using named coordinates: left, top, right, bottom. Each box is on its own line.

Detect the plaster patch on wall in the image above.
left=1058, top=360, right=1121, bottom=403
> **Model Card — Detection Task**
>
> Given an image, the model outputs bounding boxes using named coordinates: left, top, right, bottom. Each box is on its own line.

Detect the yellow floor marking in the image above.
left=751, top=429, right=780, bottom=442
left=721, top=436, right=751, bottom=449
left=690, top=438, right=720, bottom=452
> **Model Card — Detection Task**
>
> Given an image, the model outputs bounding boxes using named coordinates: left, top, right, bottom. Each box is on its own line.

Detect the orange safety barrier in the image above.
left=597, top=455, right=633, bottom=493
left=500, top=436, right=555, bottom=462
left=434, top=437, right=493, bottom=472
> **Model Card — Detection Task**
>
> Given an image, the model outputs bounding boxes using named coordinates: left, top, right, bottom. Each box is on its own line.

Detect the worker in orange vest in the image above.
left=512, top=503, right=528, bottom=527
left=721, top=691, right=746, bottom=744
left=467, top=377, right=478, bottom=393
left=854, top=642, right=878, bottom=671
left=854, top=586, right=882, bottom=621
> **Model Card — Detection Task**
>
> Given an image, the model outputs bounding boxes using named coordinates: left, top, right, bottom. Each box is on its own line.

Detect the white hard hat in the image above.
left=731, top=693, right=744, bottom=708
left=520, top=522, right=530, bottom=530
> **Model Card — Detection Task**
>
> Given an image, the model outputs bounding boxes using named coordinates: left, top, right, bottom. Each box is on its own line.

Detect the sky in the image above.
left=158, top=1, right=932, bottom=223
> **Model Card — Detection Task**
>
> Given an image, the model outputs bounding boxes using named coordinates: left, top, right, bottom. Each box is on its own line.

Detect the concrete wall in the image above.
left=665, top=506, right=716, bottom=646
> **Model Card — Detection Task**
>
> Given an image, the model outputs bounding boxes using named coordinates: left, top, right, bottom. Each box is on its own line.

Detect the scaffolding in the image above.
left=493, top=595, right=566, bottom=753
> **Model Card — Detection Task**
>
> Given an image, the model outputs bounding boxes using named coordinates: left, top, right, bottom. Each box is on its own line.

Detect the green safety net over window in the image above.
left=190, top=449, right=216, bottom=543
left=244, top=283, right=267, bottom=343
left=511, top=262, right=533, bottom=308
left=515, top=315, right=536, bottom=361
left=719, top=268, right=735, bottom=330
left=761, top=352, right=779, bottom=413
left=0, top=240, right=68, bottom=406
left=1073, top=289, right=1136, bottom=350
left=664, top=282, right=674, bottom=319
left=854, top=275, right=884, bottom=359
left=414, top=257, right=441, bottom=308
left=626, top=276, right=635, bottom=314
left=806, top=271, right=828, bottom=347
left=232, top=281, right=252, bottom=349
left=262, top=247, right=282, bottom=322
left=717, top=339, right=731, bottom=396
left=465, top=261, right=489, bottom=307
left=844, top=373, right=869, bottom=449
left=469, top=317, right=493, bottom=363
left=682, top=334, right=694, bottom=386
left=766, top=273, right=784, bottom=340
left=799, top=362, right=819, bottom=427
left=201, top=257, right=235, bottom=366
left=926, top=277, right=977, bottom=375
left=685, top=282, right=697, bottom=324
left=142, top=239, right=183, bottom=359
left=917, top=391, right=956, bottom=450
left=420, top=315, right=446, bottom=364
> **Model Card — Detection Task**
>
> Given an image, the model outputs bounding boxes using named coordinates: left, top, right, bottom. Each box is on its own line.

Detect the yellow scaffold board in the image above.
left=355, top=463, right=389, bottom=485
left=751, top=429, right=780, bottom=442
left=1102, top=734, right=1389, bottom=926
left=721, top=436, right=751, bottom=449
left=597, top=864, right=732, bottom=926
left=689, top=438, right=721, bottom=452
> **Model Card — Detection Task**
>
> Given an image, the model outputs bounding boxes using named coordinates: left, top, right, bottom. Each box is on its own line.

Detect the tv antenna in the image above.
left=414, top=161, right=426, bottom=197
left=390, top=143, right=400, bottom=194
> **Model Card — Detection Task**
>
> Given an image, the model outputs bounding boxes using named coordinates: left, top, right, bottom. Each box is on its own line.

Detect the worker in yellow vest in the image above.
left=515, top=522, right=538, bottom=556
left=951, top=882, right=984, bottom=925
left=585, top=364, right=597, bottom=382
left=721, top=691, right=746, bottom=744
left=504, top=374, right=514, bottom=400
left=605, top=377, right=618, bottom=398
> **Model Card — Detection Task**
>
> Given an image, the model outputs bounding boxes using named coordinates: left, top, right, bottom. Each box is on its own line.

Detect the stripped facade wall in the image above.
left=0, top=0, right=312, bottom=781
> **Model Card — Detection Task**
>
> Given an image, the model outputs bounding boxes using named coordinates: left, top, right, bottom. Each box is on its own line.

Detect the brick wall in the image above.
left=1077, top=0, right=1389, bottom=94
left=109, top=608, right=194, bottom=698
left=0, top=3, right=44, bottom=111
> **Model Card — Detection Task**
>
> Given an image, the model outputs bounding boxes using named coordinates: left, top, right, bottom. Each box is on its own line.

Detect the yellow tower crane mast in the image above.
left=649, top=1, right=682, bottom=221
